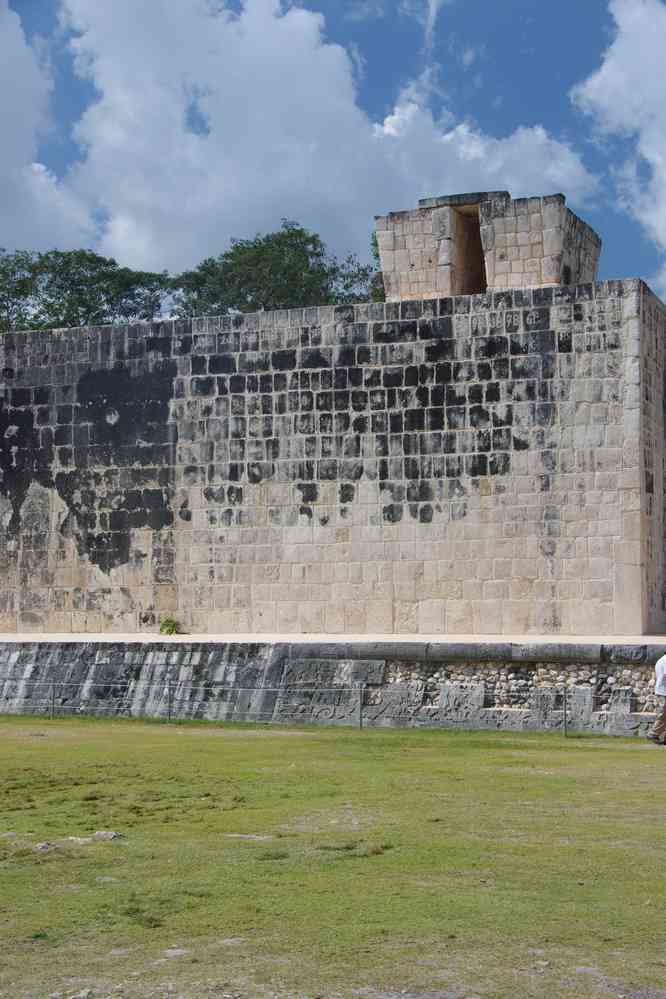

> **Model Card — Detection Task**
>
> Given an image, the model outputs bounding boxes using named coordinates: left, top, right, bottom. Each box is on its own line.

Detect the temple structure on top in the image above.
left=375, top=191, right=602, bottom=301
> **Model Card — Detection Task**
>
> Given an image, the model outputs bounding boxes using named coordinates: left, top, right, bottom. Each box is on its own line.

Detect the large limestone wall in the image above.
left=0, top=278, right=656, bottom=635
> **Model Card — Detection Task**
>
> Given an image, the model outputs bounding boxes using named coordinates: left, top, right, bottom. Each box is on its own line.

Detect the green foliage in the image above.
left=0, top=249, right=39, bottom=333
left=0, top=248, right=169, bottom=332
left=30, top=250, right=169, bottom=329
left=171, top=219, right=375, bottom=315
left=1, top=221, right=383, bottom=332
left=159, top=617, right=180, bottom=635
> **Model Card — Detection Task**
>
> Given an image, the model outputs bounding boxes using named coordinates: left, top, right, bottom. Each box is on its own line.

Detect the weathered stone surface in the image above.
left=288, top=643, right=352, bottom=660
left=512, top=643, right=602, bottom=663
left=427, top=643, right=513, bottom=661
left=568, top=686, right=593, bottom=728
left=0, top=211, right=661, bottom=637
left=0, top=639, right=659, bottom=736
left=357, top=642, right=430, bottom=660
left=439, top=681, right=485, bottom=719
left=602, top=644, right=648, bottom=664
left=375, top=191, right=601, bottom=301
left=282, top=658, right=384, bottom=686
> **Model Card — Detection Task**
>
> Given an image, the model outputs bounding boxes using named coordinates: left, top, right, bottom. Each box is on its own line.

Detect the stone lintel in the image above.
left=0, top=637, right=664, bottom=664
left=418, top=191, right=511, bottom=209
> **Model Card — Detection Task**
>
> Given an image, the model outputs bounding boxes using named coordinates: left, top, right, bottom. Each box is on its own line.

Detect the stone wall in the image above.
left=0, top=278, right=659, bottom=635
left=0, top=638, right=660, bottom=735
left=640, top=287, right=666, bottom=632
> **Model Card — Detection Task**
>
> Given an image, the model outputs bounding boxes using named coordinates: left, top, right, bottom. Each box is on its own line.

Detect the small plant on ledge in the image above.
left=159, top=617, right=180, bottom=636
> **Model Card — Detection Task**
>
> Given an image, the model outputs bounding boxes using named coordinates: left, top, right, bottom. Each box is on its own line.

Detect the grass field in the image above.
left=2, top=718, right=666, bottom=999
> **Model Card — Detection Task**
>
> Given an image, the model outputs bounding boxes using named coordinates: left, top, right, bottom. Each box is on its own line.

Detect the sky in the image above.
left=4, top=0, right=666, bottom=291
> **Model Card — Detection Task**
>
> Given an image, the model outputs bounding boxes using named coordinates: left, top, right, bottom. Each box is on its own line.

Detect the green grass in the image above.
left=2, top=717, right=666, bottom=999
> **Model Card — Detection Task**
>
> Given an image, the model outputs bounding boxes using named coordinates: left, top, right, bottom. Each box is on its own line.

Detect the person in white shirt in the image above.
left=648, top=653, right=666, bottom=744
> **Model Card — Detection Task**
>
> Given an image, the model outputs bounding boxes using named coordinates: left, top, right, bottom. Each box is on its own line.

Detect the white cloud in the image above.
left=344, top=0, right=385, bottom=21
left=425, top=0, right=447, bottom=51
left=398, top=0, right=450, bottom=51
left=4, top=0, right=598, bottom=274
left=348, top=41, right=367, bottom=83
left=572, top=0, right=666, bottom=291
left=377, top=107, right=596, bottom=209
left=0, top=0, right=93, bottom=251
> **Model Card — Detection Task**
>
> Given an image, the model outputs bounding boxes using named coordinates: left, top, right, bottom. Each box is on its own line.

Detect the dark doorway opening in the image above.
left=453, top=206, right=487, bottom=295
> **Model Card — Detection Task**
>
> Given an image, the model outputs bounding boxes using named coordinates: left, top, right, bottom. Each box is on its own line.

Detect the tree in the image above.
left=171, top=220, right=374, bottom=315
left=0, top=249, right=38, bottom=333
left=30, top=250, right=169, bottom=329
left=1, top=222, right=382, bottom=333
left=0, top=248, right=169, bottom=332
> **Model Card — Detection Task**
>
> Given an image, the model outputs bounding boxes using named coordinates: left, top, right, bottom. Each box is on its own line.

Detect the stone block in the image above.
left=543, top=201, right=565, bottom=229
left=613, top=563, right=644, bottom=635
left=512, top=642, right=602, bottom=663
left=531, top=687, right=561, bottom=730
left=568, top=686, right=593, bottom=728
left=446, top=600, right=474, bottom=633
left=426, top=642, right=512, bottom=662
left=608, top=686, right=633, bottom=714
left=502, top=601, right=532, bottom=633
left=418, top=599, right=445, bottom=633
left=439, top=681, right=485, bottom=721
left=357, top=640, right=425, bottom=659
left=602, top=644, right=647, bottom=664
left=288, top=643, right=352, bottom=660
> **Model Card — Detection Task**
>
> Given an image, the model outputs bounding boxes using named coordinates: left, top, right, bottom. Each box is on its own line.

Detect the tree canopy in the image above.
left=0, top=249, right=36, bottom=334
left=171, top=220, right=375, bottom=316
left=0, top=221, right=383, bottom=333
left=0, top=248, right=168, bottom=332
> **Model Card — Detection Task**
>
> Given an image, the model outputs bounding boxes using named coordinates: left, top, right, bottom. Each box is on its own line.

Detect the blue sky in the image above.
left=3, top=0, right=666, bottom=290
